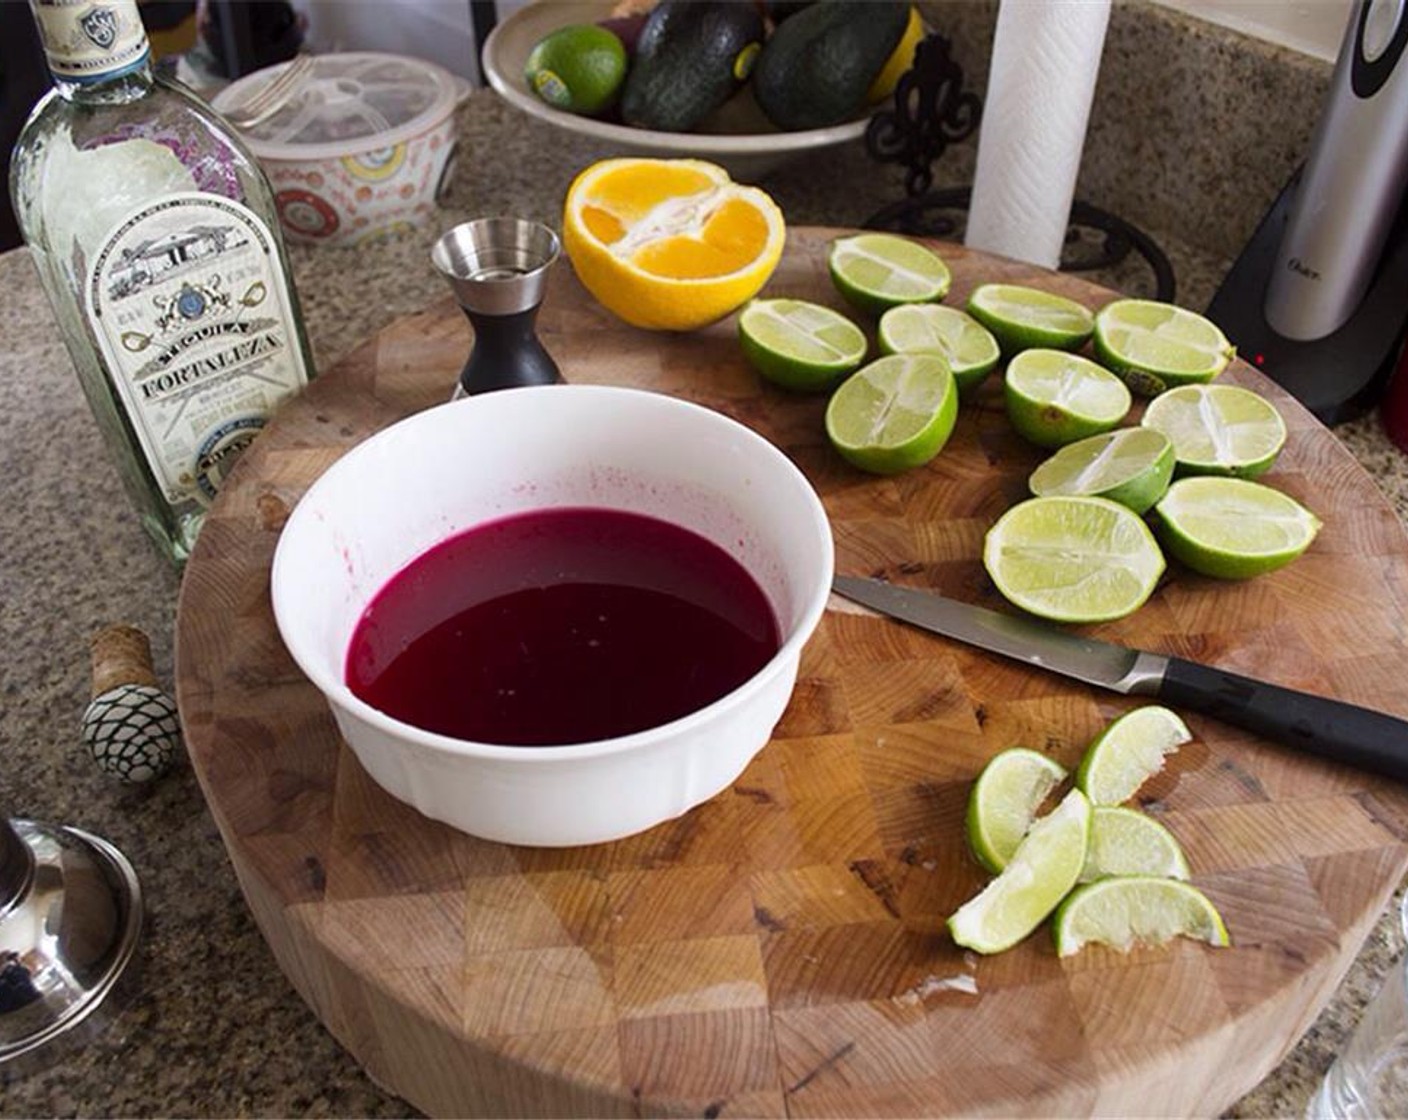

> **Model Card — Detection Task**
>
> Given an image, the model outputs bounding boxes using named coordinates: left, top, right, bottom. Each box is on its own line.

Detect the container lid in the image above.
left=211, top=52, right=462, bottom=161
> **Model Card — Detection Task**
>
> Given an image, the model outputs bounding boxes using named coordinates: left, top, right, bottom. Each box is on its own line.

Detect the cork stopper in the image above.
left=90, top=625, right=159, bottom=698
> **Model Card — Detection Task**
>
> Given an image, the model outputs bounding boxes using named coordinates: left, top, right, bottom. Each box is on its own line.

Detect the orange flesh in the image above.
left=633, top=198, right=771, bottom=279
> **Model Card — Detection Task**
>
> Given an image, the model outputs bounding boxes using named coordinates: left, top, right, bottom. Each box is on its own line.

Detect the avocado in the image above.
left=753, top=0, right=910, bottom=131
left=620, top=0, right=766, bottom=133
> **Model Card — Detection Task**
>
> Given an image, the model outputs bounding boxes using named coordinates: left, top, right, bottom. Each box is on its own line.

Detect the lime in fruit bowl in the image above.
left=481, top=0, right=899, bottom=181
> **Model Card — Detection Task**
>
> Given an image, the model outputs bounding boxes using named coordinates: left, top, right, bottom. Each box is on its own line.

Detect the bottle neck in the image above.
left=29, top=0, right=155, bottom=102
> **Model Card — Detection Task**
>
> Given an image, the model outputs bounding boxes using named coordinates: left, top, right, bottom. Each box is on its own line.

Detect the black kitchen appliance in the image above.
left=1207, top=0, right=1408, bottom=425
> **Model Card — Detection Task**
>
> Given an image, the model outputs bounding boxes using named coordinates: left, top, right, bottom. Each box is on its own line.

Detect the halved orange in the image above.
left=562, top=157, right=786, bottom=331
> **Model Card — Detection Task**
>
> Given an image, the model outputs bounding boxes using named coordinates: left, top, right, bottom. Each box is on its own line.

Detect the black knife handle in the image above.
left=1161, top=658, right=1408, bottom=783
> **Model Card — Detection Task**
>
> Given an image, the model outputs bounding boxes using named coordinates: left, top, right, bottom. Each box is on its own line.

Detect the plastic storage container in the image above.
left=211, top=52, right=466, bottom=247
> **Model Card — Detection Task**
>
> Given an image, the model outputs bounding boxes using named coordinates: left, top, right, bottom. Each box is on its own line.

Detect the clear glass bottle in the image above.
left=9, top=0, right=314, bottom=565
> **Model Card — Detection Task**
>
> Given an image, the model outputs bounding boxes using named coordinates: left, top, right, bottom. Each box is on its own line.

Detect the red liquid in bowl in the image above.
left=345, top=507, right=781, bottom=746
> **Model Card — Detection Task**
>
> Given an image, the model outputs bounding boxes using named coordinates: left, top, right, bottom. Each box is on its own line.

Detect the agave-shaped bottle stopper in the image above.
left=81, top=625, right=180, bottom=782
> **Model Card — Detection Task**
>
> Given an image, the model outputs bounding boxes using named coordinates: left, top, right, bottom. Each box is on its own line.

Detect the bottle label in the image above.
left=30, top=0, right=150, bottom=84
left=86, top=193, right=310, bottom=508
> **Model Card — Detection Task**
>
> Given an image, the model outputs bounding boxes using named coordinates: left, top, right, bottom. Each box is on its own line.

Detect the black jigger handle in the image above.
left=459, top=306, right=563, bottom=395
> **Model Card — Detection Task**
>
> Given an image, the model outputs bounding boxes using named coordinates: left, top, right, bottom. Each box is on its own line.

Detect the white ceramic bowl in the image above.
left=481, top=0, right=871, bottom=182
left=212, top=53, right=468, bottom=247
left=271, top=385, right=834, bottom=847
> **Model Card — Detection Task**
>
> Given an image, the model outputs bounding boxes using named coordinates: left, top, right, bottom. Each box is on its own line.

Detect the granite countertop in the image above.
left=3, top=78, right=1408, bottom=1117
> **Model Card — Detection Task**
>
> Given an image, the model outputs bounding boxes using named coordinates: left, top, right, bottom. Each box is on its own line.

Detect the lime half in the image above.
left=1094, top=298, right=1235, bottom=396
left=983, top=496, right=1166, bottom=623
left=1053, top=876, right=1229, bottom=956
left=877, top=303, right=1001, bottom=390
left=1080, top=806, right=1191, bottom=883
left=966, top=748, right=1069, bottom=875
left=1028, top=428, right=1175, bottom=515
left=1076, top=705, right=1191, bottom=806
left=1141, top=383, right=1287, bottom=478
left=967, top=284, right=1094, bottom=355
left=738, top=298, right=867, bottom=392
left=828, top=233, right=951, bottom=315
left=949, top=788, right=1092, bottom=954
left=1003, top=349, right=1132, bottom=448
left=825, top=353, right=958, bottom=475
left=1154, top=476, right=1321, bottom=579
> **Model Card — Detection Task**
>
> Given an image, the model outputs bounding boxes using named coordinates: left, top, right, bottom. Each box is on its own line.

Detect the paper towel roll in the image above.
left=965, top=0, right=1112, bottom=269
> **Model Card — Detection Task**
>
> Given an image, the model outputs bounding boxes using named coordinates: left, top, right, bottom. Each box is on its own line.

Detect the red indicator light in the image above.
left=1253, top=352, right=1265, bottom=365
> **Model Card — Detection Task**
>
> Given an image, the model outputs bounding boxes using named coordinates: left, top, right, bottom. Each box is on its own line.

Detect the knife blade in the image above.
left=833, top=575, right=1408, bottom=784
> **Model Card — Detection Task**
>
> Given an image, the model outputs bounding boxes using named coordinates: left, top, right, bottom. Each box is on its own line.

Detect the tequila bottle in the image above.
left=9, top=0, right=314, bottom=564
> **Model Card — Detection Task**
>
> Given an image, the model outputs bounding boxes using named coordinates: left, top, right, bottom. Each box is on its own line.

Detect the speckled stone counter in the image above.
left=3, top=12, right=1408, bottom=1116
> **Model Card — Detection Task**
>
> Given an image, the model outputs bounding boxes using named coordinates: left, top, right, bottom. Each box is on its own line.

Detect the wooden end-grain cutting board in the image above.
left=175, top=228, right=1408, bottom=1118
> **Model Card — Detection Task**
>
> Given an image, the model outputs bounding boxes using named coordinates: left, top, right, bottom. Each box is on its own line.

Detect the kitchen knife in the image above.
left=833, top=575, right=1408, bottom=783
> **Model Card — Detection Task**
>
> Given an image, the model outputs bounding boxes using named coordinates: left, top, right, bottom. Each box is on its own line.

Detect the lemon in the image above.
left=1153, top=476, right=1321, bottom=579
left=1028, top=428, right=1175, bottom=515
left=867, top=5, right=925, bottom=103
left=562, top=157, right=786, bottom=331
left=983, top=496, right=1166, bottom=623
left=738, top=298, right=866, bottom=392
left=966, top=283, right=1094, bottom=355
left=1093, top=298, right=1235, bottom=396
left=1003, top=349, right=1132, bottom=448
left=1053, top=877, right=1229, bottom=956
left=524, top=25, right=628, bottom=116
left=1141, top=383, right=1287, bottom=478
left=824, top=353, right=958, bottom=475
left=966, top=747, right=1069, bottom=875
left=827, top=232, right=951, bottom=315
left=876, top=303, right=1000, bottom=390
left=1075, top=705, right=1191, bottom=806
left=949, top=788, right=1092, bottom=955
left=1080, top=806, right=1191, bottom=883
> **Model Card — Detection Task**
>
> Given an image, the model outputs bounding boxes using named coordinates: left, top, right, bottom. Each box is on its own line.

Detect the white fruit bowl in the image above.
left=270, top=385, right=834, bottom=847
left=480, top=0, right=873, bottom=182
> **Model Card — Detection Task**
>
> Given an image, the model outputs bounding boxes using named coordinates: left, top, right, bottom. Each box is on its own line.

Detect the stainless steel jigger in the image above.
left=431, top=217, right=564, bottom=398
left=0, top=814, right=141, bottom=1066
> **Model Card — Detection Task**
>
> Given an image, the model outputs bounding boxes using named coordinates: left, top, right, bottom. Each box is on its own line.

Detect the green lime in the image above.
left=876, top=303, right=1000, bottom=390
left=825, top=353, right=959, bottom=475
left=966, top=748, right=1069, bottom=875
left=738, top=298, right=867, bottom=392
left=966, top=283, right=1094, bottom=355
left=1003, top=348, right=1132, bottom=448
left=1053, top=876, right=1229, bottom=956
left=949, top=788, right=1091, bottom=954
left=1153, top=476, right=1321, bottom=579
left=1093, top=298, right=1235, bottom=396
left=525, top=24, right=628, bottom=116
left=1075, top=705, right=1192, bottom=806
left=1080, top=806, right=1191, bottom=883
left=983, top=496, right=1166, bottom=623
left=827, top=233, right=952, bottom=315
left=1028, top=428, right=1175, bottom=515
left=1141, top=384, right=1287, bottom=478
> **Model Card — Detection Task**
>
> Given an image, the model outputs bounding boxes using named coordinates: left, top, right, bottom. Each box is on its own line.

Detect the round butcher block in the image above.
left=175, top=228, right=1408, bottom=1118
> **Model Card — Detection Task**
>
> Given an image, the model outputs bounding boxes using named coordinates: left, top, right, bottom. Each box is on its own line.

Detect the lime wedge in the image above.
left=1028, top=428, right=1175, bottom=515
left=1053, top=876, right=1229, bottom=956
left=1003, top=348, right=1132, bottom=448
left=1140, top=383, right=1287, bottom=478
left=1076, top=705, right=1191, bottom=806
left=966, top=747, right=1069, bottom=874
left=738, top=298, right=867, bottom=392
left=877, top=303, right=1001, bottom=390
left=966, top=283, right=1094, bottom=355
left=825, top=353, right=958, bottom=475
left=983, top=496, right=1166, bottom=623
left=1093, top=298, right=1235, bottom=396
left=1153, top=476, right=1321, bottom=579
left=1080, top=806, right=1191, bottom=882
left=949, top=788, right=1091, bottom=954
left=828, top=232, right=951, bottom=315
